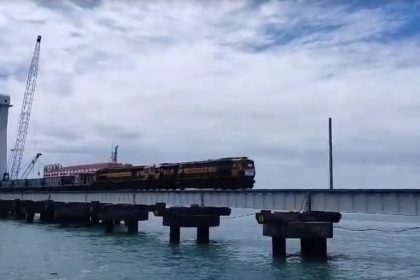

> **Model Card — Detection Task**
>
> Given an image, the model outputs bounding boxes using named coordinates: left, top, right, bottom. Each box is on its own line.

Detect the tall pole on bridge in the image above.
left=329, top=117, right=334, bottom=190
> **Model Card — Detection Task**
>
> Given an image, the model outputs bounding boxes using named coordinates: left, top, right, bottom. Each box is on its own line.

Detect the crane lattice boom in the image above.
left=9, top=35, right=41, bottom=180
left=21, top=152, right=42, bottom=179
left=110, top=145, right=119, bottom=163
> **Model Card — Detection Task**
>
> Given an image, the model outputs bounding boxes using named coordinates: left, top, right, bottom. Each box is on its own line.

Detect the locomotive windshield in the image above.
left=244, top=160, right=254, bottom=168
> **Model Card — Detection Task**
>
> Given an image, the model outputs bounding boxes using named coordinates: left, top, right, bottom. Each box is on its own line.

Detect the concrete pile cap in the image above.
left=101, top=203, right=151, bottom=211
left=256, top=210, right=342, bottom=224
left=98, top=204, right=150, bottom=221
left=167, top=206, right=231, bottom=216
left=153, top=203, right=231, bottom=217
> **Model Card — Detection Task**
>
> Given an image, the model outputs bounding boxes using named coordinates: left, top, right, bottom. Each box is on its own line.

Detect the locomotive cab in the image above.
left=242, top=159, right=255, bottom=177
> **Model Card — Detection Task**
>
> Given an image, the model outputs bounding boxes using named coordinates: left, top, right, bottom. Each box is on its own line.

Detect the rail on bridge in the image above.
left=1, top=189, right=419, bottom=216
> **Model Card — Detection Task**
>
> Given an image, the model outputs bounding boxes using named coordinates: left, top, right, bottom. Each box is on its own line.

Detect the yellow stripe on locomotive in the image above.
left=182, top=166, right=217, bottom=174
left=101, top=171, right=132, bottom=178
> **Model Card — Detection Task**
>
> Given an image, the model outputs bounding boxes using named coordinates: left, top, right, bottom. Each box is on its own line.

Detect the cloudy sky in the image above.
left=0, top=0, right=420, bottom=188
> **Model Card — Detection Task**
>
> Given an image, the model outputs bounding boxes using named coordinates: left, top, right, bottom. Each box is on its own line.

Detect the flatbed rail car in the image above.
left=0, top=174, right=94, bottom=191
left=0, top=157, right=255, bottom=191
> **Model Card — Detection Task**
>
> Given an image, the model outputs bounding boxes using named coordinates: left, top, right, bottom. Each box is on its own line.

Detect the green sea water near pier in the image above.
left=1, top=210, right=419, bottom=280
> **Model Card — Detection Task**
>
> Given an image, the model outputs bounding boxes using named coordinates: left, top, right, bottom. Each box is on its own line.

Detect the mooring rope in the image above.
left=335, top=225, right=420, bottom=233
left=221, top=212, right=257, bottom=219
left=223, top=214, right=420, bottom=233
left=167, top=211, right=420, bottom=232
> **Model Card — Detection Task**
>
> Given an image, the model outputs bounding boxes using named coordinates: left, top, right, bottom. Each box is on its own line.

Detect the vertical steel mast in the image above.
left=9, top=35, right=41, bottom=180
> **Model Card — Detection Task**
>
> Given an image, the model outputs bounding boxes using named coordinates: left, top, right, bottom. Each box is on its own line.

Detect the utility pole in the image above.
left=329, top=117, right=334, bottom=190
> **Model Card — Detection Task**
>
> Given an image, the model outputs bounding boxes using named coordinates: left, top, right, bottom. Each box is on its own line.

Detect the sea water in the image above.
left=0, top=210, right=419, bottom=280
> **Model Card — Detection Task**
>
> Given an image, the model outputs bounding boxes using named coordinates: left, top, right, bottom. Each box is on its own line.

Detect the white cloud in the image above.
left=1, top=0, right=419, bottom=188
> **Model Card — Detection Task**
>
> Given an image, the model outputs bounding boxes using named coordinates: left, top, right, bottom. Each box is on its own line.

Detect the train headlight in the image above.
left=244, top=169, right=255, bottom=176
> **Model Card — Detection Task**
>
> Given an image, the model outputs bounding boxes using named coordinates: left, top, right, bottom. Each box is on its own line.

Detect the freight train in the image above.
left=0, top=157, right=255, bottom=191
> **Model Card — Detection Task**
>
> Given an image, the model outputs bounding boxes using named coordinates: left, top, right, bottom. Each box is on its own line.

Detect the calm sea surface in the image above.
left=1, top=210, right=419, bottom=280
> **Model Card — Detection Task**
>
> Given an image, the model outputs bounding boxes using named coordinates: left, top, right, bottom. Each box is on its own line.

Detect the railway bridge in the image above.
left=1, top=188, right=419, bottom=215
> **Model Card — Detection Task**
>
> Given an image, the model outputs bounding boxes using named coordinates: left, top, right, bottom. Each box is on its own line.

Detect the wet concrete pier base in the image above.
left=301, top=238, right=327, bottom=259
left=272, top=237, right=286, bottom=258
left=0, top=199, right=12, bottom=218
left=169, top=226, right=181, bottom=244
left=90, top=201, right=101, bottom=225
left=256, top=211, right=341, bottom=259
left=12, top=199, right=25, bottom=219
left=154, top=204, right=231, bottom=244
left=39, top=200, right=55, bottom=223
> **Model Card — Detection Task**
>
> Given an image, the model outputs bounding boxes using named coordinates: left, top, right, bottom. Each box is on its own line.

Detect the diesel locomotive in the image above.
left=95, top=157, right=255, bottom=189
left=0, top=157, right=255, bottom=190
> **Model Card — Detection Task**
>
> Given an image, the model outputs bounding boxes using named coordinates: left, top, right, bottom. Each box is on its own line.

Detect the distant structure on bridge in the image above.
left=0, top=94, right=11, bottom=180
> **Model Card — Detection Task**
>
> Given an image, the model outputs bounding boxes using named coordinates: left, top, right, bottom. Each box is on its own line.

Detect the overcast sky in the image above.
left=0, top=0, right=420, bottom=188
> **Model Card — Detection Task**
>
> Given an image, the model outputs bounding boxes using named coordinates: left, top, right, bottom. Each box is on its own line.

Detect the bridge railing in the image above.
left=0, top=189, right=419, bottom=216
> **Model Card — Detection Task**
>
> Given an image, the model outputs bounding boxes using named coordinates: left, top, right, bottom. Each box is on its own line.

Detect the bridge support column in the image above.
left=39, top=200, right=55, bottom=223
left=256, top=211, right=341, bottom=260
left=272, top=237, right=286, bottom=258
left=104, top=221, right=114, bottom=233
left=0, top=199, right=11, bottom=219
left=197, top=226, right=210, bottom=244
left=170, top=226, right=180, bottom=244
left=126, top=220, right=139, bottom=234
left=20, top=200, right=36, bottom=223
left=301, top=238, right=327, bottom=259
left=154, top=204, right=231, bottom=245
left=90, top=201, right=101, bottom=225
left=12, top=199, right=25, bottom=219
left=26, top=211, right=35, bottom=223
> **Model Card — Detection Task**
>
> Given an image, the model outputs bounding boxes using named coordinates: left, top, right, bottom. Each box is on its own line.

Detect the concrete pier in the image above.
left=197, top=226, right=210, bottom=244
left=20, top=200, right=34, bottom=222
left=25, top=211, right=35, bottom=223
left=39, top=200, right=55, bottom=223
left=90, top=201, right=101, bottom=225
left=169, top=226, right=181, bottom=244
left=12, top=199, right=25, bottom=219
left=256, top=211, right=341, bottom=259
left=98, top=204, right=150, bottom=234
left=154, top=204, right=231, bottom=244
left=0, top=199, right=12, bottom=218
left=272, top=237, right=286, bottom=258
left=301, top=238, right=327, bottom=258
left=0, top=198, right=349, bottom=262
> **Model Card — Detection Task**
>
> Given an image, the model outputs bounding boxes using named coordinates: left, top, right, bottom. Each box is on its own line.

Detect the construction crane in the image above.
left=8, top=35, right=42, bottom=180
left=21, top=152, right=42, bottom=179
left=110, top=145, right=119, bottom=163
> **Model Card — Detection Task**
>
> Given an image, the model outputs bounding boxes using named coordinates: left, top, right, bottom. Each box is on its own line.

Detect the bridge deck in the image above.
left=1, top=189, right=419, bottom=216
